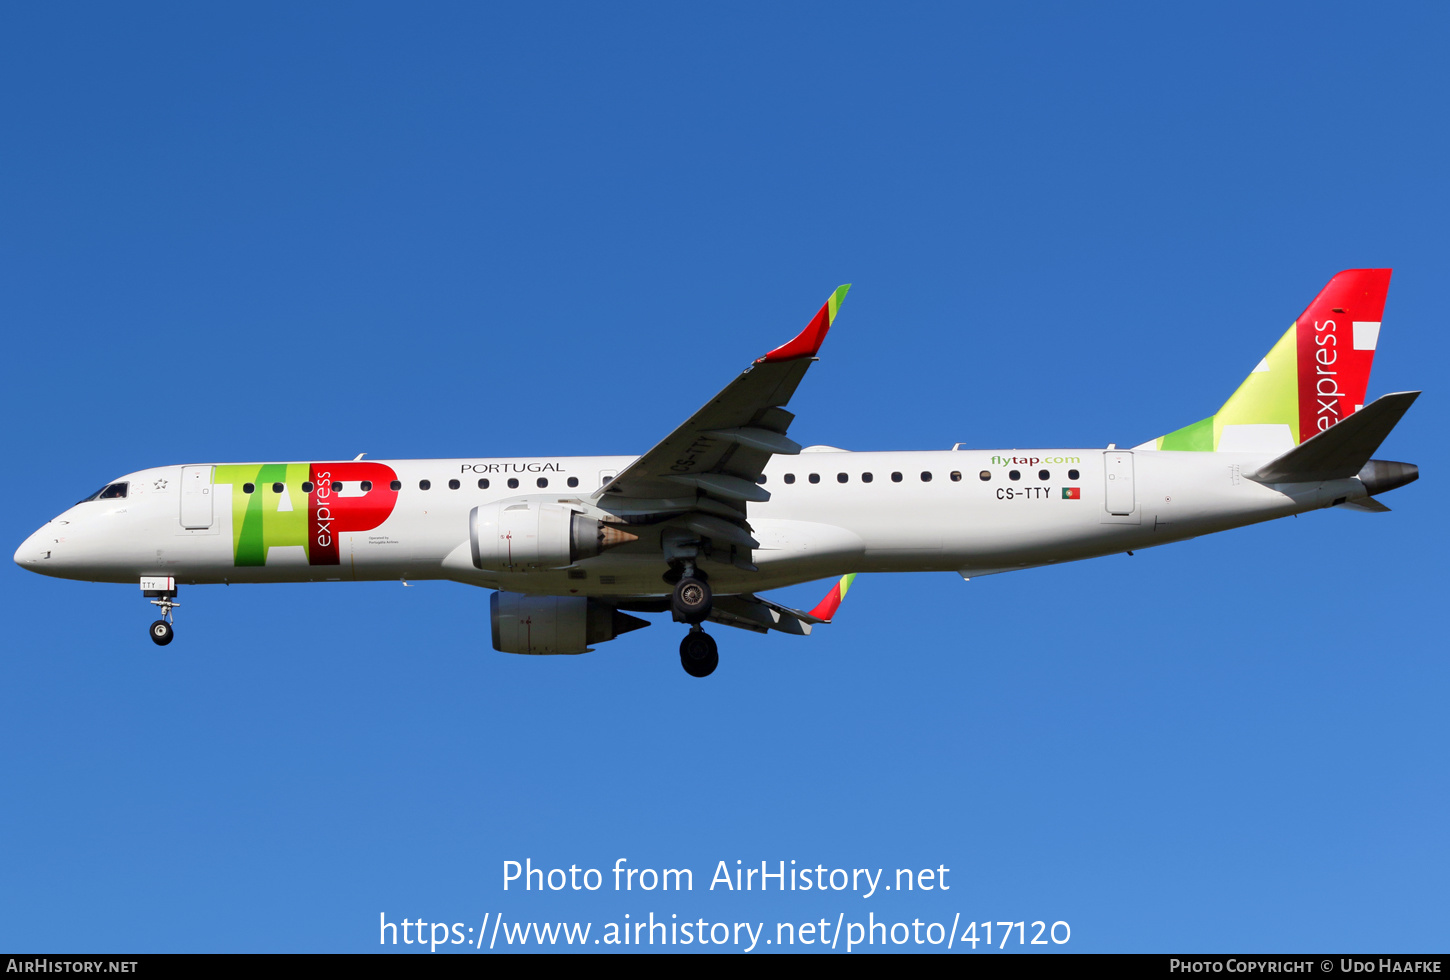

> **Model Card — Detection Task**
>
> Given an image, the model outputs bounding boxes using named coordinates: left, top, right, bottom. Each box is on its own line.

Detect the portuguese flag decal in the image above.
left=1062, top=487, right=1081, bottom=499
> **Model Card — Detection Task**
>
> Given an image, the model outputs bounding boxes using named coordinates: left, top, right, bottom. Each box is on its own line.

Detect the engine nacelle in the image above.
left=490, top=592, right=649, bottom=655
left=470, top=500, right=636, bottom=572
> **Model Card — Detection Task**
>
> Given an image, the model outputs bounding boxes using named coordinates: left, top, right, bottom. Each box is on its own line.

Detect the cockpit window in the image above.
left=79, top=482, right=128, bottom=504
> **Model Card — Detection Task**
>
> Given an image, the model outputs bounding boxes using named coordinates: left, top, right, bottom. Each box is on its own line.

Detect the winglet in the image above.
left=758, top=285, right=851, bottom=363
left=807, top=573, right=857, bottom=623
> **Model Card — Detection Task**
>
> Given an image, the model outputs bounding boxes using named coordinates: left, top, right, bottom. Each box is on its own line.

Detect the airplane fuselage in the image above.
left=15, top=446, right=1367, bottom=598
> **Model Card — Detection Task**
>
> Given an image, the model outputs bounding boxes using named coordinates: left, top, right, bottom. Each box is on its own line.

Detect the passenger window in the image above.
left=533, top=477, right=545, bottom=488
left=1038, top=470, right=1049, bottom=481
left=862, top=473, right=873, bottom=483
left=920, top=471, right=932, bottom=482
left=508, top=478, right=519, bottom=489
left=302, top=481, right=314, bottom=492
left=419, top=480, right=431, bottom=490
left=979, top=471, right=991, bottom=482
left=331, top=482, right=343, bottom=492
left=272, top=483, right=284, bottom=494
left=808, top=473, right=820, bottom=484
left=391, top=480, right=402, bottom=491
left=950, top=471, right=962, bottom=482
left=243, top=483, right=255, bottom=494
left=567, top=477, right=579, bottom=488
left=449, top=479, right=461, bottom=490
left=757, top=475, right=767, bottom=485
left=477, top=479, right=489, bottom=490
left=1008, top=470, right=1020, bottom=481
left=837, top=473, right=848, bottom=483
left=1068, top=469, right=1080, bottom=481
left=361, top=480, right=373, bottom=492
left=784, top=474, right=796, bottom=484
left=891, top=472, right=903, bottom=483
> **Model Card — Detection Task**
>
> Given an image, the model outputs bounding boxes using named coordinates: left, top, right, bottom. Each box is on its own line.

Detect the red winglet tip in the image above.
left=760, top=302, right=832, bottom=364
left=760, top=285, right=849, bottom=363
left=807, top=573, right=856, bottom=623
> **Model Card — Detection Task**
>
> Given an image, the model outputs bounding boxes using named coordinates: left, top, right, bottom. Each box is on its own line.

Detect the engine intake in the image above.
left=470, top=501, right=637, bottom=572
left=490, top=592, right=650, bottom=655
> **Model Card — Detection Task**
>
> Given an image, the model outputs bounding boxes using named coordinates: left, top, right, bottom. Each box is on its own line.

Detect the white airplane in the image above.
left=14, top=271, right=1418, bottom=677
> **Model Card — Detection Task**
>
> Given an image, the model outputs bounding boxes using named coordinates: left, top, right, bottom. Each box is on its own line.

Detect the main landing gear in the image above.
left=672, top=569, right=717, bottom=677
left=679, top=628, right=718, bottom=678
left=671, top=575, right=712, bottom=624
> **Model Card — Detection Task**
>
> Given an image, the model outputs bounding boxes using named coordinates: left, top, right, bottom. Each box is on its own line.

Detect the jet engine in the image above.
left=490, top=592, right=649, bottom=655
left=470, top=501, right=637, bottom=572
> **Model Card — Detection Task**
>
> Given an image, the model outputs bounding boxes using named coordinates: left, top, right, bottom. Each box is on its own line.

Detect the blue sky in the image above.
left=2, top=2, right=1446, bottom=953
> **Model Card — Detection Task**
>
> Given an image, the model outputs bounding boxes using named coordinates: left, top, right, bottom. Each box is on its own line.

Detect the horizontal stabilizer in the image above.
left=1248, top=391, right=1419, bottom=483
left=1335, top=497, right=1392, bottom=513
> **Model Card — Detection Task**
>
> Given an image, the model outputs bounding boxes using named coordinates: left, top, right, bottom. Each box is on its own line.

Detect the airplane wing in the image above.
left=706, top=575, right=858, bottom=635
left=708, top=595, right=811, bottom=635
left=594, top=286, right=850, bottom=566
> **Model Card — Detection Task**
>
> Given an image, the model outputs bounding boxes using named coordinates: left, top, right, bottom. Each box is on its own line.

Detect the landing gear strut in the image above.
left=679, top=628, right=718, bottom=678
left=144, top=580, right=179, bottom=646
left=671, top=575, right=712, bottom=624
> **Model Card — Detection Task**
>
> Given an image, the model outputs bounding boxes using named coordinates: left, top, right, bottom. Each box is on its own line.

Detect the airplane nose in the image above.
left=14, top=526, right=54, bottom=569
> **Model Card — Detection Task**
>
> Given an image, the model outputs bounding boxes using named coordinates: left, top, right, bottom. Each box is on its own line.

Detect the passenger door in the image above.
left=1103, top=451, right=1135, bottom=517
left=180, top=465, right=214, bottom=529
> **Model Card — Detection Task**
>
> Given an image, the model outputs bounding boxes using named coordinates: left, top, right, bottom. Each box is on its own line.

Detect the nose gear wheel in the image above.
left=145, top=587, right=179, bottom=646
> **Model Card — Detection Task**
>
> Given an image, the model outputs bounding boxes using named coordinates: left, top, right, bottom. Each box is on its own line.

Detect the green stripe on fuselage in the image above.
left=216, top=463, right=311, bottom=566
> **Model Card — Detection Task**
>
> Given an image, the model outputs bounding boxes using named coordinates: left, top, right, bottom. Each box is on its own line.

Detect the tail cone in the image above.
left=1358, top=459, right=1418, bottom=497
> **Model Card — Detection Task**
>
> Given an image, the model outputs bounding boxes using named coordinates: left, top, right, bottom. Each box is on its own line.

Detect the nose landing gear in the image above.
left=142, top=577, right=179, bottom=646
left=679, top=627, right=718, bottom=678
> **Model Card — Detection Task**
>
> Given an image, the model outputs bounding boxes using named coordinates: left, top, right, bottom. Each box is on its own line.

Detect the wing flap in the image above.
left=666, top=472, right=771, bottom=503
left=704, top=426, right=803, bottom=455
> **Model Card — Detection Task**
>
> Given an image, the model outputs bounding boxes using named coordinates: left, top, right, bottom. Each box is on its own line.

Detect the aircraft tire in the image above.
left=149, top=620, right=174, bottom=646
left=679, top=631, right=718, bottom=678
left=672, top=577, right=713, bottom=624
